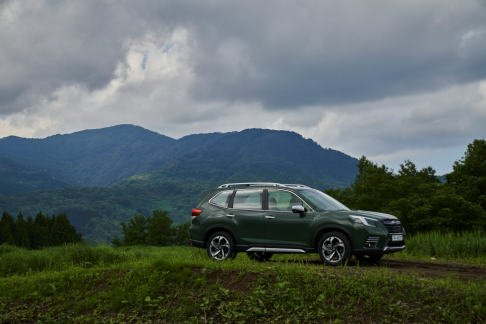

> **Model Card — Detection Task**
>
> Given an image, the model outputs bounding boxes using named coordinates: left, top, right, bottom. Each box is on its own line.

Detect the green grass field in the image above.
left=1, top=232, right=485, bottom=323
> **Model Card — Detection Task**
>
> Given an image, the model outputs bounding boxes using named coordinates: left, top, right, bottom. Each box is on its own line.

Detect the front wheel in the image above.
left=318, top=231, right=351, bottom=266
left=247, top=252, right=273, bottom=262
left=206, top=231, right=236, bottom=261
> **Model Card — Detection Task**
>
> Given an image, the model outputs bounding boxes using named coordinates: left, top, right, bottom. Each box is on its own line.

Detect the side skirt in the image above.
left=246, top=247, right=306, bottom=253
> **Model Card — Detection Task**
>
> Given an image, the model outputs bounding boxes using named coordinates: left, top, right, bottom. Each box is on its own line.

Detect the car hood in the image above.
left=336, top=210, right=398, bottom=220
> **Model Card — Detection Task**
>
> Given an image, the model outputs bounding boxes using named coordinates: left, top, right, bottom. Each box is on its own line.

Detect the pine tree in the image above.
left=14, top=213, right=30, bottom=248
left=32, top=212, right=49, bottom=248
left=0, top=212, right=16, bottom=245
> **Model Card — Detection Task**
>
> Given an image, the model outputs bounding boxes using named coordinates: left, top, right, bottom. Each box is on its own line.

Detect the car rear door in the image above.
left=230, top=189, right=266, bottom=246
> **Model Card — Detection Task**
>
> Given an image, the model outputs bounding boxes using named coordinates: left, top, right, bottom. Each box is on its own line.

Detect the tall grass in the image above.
left=0, top=243, right=160, bottom=276
left=395, top=231, right=486, bottom=263
left=2, top=231, right=486, bottom=277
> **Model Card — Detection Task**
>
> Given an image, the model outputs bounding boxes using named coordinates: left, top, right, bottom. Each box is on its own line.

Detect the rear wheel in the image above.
left=318, top=231, right=351, bottom=266
left=206, top=231, right=236, bottom=261
left=247, top=252, right=273, bottom=262
left=355, top=253, right=383, bottom=265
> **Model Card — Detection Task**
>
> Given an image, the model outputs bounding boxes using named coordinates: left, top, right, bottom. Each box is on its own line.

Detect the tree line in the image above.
left=112, top=210, right=190, bottom=246
left=326, top=139, right=486, bottom=233
left=0, top=212, right=82, bottom=249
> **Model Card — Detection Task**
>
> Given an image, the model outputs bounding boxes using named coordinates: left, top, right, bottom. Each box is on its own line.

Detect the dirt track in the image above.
left=272, top=257, right=486, bottom=281
left=380, top=258, right=486, bottom=281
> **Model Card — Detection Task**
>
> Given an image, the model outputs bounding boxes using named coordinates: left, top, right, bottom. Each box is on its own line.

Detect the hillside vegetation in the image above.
left=1, top=239, right=485, bottom=323
left=0, top=158, right=68, bottom=195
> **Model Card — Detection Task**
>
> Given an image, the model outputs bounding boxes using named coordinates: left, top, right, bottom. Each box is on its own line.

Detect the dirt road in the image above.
left=275, top=257, right=486, bottom=281
left=380, top=258, right=486, bottom=281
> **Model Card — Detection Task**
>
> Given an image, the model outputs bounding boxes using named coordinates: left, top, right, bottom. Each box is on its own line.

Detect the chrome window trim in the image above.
left=207, top=188, right=315, bottom=213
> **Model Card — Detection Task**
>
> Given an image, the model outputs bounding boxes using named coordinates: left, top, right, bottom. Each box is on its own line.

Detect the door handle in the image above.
left=226, top=214, right=235, bottom=218
left=265, top=215, right=276, bottom=219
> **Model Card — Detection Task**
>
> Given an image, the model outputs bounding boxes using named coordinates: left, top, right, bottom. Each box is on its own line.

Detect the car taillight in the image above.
left=192, top=209, right=202, bottom=220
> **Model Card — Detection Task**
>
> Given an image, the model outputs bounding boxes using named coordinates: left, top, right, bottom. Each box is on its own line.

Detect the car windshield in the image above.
left=297, top=189, right=349, bottom=211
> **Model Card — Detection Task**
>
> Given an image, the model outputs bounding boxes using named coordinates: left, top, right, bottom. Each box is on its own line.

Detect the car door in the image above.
left=264, top=189, right=314, bottom=248
left=230, top=189, right=266, bottom=246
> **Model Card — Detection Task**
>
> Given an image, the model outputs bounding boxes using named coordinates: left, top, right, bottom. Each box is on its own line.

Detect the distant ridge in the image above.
left=0, top=124, right=358, bottom=190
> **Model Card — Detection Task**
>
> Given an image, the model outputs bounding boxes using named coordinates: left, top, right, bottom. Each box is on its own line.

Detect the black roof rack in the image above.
left=217, top=182, right=310, bottom=189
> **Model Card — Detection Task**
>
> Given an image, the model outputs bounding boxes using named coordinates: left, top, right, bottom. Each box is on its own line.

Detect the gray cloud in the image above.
left=0, top=0, right=158, bottom=114
left=0, top=0, right=485, bottom=174
left=2, top=0, right=486, bottom=114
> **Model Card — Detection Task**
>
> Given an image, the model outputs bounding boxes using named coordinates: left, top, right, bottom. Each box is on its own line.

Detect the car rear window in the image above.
left=210, top=190, right=233, bottom=207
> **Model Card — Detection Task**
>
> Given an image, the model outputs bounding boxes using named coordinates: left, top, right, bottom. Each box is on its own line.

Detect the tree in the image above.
left=113, top=210, right=191, bottom=246
left=173, top=222, right=191, bottom=246
left=118, top=214, right=149, bottom=245
left=14, top=213, right=30, bottom=248
left=1, top=211, right=82, bottom=249
left=325, top=144, right=486, bottom=234
left=49, top=213, right=82, bottom=245
left=447, top=139, right=486, bottom=209
left=0, top=212, right=15, bottom=245
left=146, top=210, right=174, bottom=245
left=31, top=212, right=49, bottom=249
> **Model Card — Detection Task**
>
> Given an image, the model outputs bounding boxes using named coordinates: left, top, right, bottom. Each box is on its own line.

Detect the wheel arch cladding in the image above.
left=313, top=225, right=354, bottom=249
left=204, top=226, right=237, bottom=245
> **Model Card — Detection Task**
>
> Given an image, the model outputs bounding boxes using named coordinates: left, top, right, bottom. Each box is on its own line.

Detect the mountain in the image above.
left=150, top=129, right=357, bottom=188
left=0, top=125, right=359, bottom=242
left=0, top=124, right=175, bottom=186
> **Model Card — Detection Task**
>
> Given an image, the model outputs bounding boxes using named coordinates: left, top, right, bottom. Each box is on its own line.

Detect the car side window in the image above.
left=268, top=190, right=308, bottom=211
left=210, top=190, right=233, bottom=207
left=232, top=189, right=263, bottom=210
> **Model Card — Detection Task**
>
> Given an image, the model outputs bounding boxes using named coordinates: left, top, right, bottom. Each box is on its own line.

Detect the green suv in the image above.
left=189, top=183, right=405, bottom=265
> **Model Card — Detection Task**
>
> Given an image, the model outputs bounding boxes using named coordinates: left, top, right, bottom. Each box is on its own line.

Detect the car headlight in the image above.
left=349, top=215, right=379, bottom=227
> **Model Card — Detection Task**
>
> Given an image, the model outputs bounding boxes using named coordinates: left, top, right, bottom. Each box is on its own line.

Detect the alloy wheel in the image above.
left=322, top=236, right=346, bottom=264
left=209, top=235, right=231, bottom=260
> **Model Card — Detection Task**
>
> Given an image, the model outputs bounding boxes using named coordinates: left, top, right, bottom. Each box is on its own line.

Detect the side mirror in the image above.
left=292, top=205, right=306, bottom=215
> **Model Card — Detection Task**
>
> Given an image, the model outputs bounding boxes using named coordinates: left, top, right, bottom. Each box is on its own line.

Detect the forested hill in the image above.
left=0, top=125, right=359, bottom=242
left=0, top=124, right=175, bottom=188
left=0, top=125, right=357, bottom=190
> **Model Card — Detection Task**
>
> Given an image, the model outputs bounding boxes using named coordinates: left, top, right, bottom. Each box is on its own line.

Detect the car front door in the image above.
left=230, top=189, right=266, bottom=246
left=264, top=189, right=314, bottom=248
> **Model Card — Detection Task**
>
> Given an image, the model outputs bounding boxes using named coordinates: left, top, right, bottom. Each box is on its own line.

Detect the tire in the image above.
left=355, top=253, right=383, bottom=265
left=206, top=231, right=237, bottom=261
left=318, top=231, right=351, bottom=266
left=247, top=252, right=273, bottom=262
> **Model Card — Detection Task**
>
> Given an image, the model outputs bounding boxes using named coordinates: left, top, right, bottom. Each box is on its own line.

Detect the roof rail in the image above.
left=217, top=182, right=310, bottom=189
left=282, top=184, right=310, bottom=188
left=218, top=182, right=280, bottom=189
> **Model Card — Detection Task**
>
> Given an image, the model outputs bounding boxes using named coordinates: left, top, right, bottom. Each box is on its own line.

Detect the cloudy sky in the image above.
left=1, top=0, right=486, bottom=174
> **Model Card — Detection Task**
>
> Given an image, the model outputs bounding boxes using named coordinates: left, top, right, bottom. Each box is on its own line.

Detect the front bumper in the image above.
left=382, top=244, right=406, bottom=254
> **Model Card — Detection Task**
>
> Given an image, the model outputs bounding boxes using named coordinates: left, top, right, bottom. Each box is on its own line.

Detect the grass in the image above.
left=0, top=232, right=486, bottom=322
left=391, top=231, right=486, bottom=265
